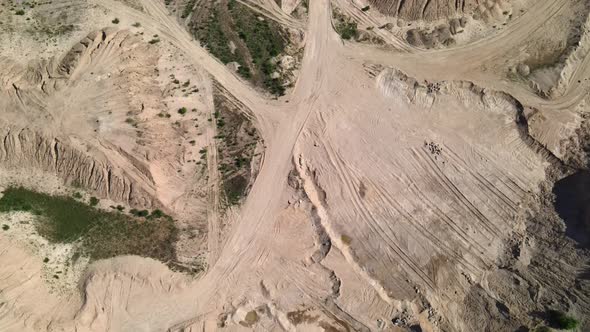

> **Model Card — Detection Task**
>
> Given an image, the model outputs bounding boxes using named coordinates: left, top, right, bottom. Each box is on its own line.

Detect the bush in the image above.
left=336, top=20, right=358, bottom=40
left=43, top=257, right=49, bottom=263
left=72, top=192, right=83, bottom=199
left=132, top=22, right=141, bottom=27
left=112, top=18, right=120, bottom=24
left=2, top=224, right=9, bottom=231
left=149, top=209, right=165, bottom=219
left=15, top=9, right=25, bottom=15
left=361, top=5, right=370, bottom=11
left=178, top=107, right=188, bottom=115
left=130, top=209, right=149, bottom=217
left=89, top=197, right=100, bottom=206
left=547, top=310, right=579, bottom=330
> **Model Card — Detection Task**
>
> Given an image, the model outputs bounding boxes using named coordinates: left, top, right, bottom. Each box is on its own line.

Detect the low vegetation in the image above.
left=335, top=19, right=358, bottom=40
left=213, top=92, right=260, bottom=206
left=186, top=0, right=287, bottom=96
left=0, top=187, right=178, bottom=263
left=181, top=0, right=197, bottom=19
left=229, top=2, right=286, bottom=95
left=546, top=310, right=579, bottom=330
left=333, top=8, right=359, bottom=40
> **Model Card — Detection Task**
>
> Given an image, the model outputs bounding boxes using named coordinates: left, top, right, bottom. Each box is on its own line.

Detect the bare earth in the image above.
left=1, top=0, right=589, bottom=331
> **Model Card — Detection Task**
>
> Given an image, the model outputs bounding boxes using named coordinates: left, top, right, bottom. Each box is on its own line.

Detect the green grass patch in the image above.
left=191, top=2, right=287, bottom=96
left=333, top=9, right=358, bottom=40
left=230, top=3, right=286, bottom=96
left=335, top=20, right=358, bottom=40
left=546, top=310, right=579, bottom=330
left=196, top=7, right=237, bottom=64
left=0, top=187, right=177, bottom=262
left=223, top=175, right=248, bottom=205
left=181, top=0, right=197, bottom=19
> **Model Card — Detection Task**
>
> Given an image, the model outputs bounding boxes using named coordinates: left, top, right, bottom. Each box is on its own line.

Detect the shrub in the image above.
left=112, top=18, right=120, bottom=24
left=72, top=192, right=83, bottom=199
left=547, top=310, right=579, bottom=330
left=178, top=107, right=188, bottom=115
left=132, top=22, right=141, bottom=27
left=149, top=209, right=164, bottom=219
left=89, top=197, right=99, bottom=206
left=149, top=38, right=160, bottom=44
left=2, top=224, right=9, bottom=231
left=336, top=20, right=358, bottom=40
left=43, top=257, right=49, bottom=263
left=15, top=9, right=25, bottom=15
left=130, top=209, right=149, bottom=217
left=116, top=205, right=125, bottom=211
left=361, top=5, right=370, bottom=11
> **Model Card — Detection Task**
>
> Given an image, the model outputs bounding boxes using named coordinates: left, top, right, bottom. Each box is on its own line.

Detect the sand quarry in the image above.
left=0, top=0, right=590, bottom=331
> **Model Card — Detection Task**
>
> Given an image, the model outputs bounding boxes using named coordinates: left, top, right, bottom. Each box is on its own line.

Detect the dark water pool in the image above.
left=552, top=171, right=590, bottom=249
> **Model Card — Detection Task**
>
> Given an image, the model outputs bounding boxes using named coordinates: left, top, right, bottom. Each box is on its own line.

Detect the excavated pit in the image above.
left=553, top=170, right=590, bottom=249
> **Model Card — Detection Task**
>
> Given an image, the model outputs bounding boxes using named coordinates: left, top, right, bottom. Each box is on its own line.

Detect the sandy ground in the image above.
left=1, top=0, right=590, bottom=331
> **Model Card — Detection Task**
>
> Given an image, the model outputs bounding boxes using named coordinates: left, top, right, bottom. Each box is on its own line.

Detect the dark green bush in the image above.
left=547, top=310, right=579, bottom=330
left=89, top=197, right=99, bottom=206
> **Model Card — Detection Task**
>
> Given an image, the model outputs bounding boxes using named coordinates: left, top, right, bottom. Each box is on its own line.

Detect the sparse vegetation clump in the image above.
left=112, top=18, right=120, bottom=24
left=188, top=1, right=287, bottom=96
left=0, top=187, right=177, bottom=262
left=335, top=19, right=358, bottom=40
left=546, top=310, right=579, bottom=330
left=181, top=0, right=197, bottom=18
left=89, top=196, right=99, bottom=206
left=212, top=93, right=259, bottom=206
left=15, top=9, right=25, bottom=16
left=229, top=3, right=287, bottom=96
left=333, top=9, right=359, bottom=40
